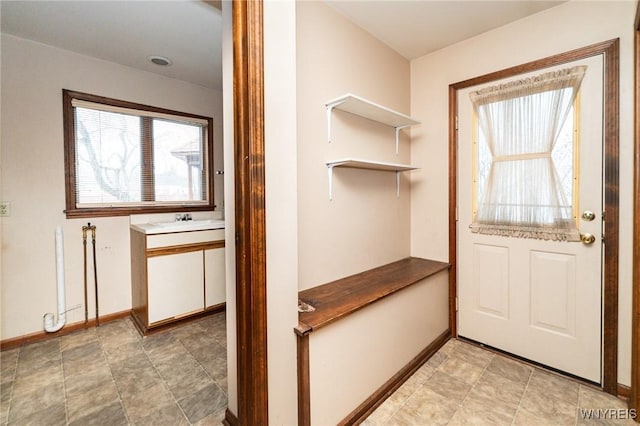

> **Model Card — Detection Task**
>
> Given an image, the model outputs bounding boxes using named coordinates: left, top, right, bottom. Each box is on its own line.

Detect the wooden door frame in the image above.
left=448, top=39, right=621, bottom=395
left=231, top=1, right=269, bottom=424
left=631, top=0, right=640, bottom=415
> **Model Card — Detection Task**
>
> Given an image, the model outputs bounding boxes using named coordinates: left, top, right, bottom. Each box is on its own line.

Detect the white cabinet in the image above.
left=148, top=251, right=204, bottom=323
left=130, top=227, right=225, bottom=334
left=205, top=247, right=225, bottom=308
left=324, top=94, right=421, bottom=199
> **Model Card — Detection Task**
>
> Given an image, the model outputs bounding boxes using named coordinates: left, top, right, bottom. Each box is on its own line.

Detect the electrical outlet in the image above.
left=0, top=202, right=10, bottom=217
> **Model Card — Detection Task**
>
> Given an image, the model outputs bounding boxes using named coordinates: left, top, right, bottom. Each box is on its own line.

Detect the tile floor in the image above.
left=2, top=317, right=635, bottom=426
left=364, top=338, right=635, bottom=425
left=0, top=312, right=227, bottom=425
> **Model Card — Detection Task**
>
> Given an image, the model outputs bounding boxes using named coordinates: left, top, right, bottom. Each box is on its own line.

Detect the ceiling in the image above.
left=0, top=1, right=223, bottom=90
left=326, top=1, right=565, bottom=60
left=0, top=1, right=565, bottom=91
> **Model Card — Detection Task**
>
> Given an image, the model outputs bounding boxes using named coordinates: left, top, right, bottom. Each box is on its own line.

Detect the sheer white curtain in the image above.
left=469, top=66, right=586, bottom=241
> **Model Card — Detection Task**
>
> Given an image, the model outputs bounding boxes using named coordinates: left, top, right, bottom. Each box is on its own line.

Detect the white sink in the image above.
left=151, top=219, right=224, bottom=227
left=132, top=219, right=225, bottom=234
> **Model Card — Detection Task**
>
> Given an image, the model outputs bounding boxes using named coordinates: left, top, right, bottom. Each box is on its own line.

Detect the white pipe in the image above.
left=43, top=226, right=66, bottom=333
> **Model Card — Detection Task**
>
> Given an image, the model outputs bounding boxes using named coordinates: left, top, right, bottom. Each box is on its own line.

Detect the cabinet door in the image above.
left=205, top=247, right=225, bottom=308
left=148, top=251, right=204, bottom=324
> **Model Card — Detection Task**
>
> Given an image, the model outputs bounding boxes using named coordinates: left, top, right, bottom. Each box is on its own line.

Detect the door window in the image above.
left=469, top=66, right=586, bottom=241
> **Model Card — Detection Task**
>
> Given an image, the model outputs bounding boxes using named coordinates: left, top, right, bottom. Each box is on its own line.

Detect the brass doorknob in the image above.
left=581, top=211, right=596, bottom=221
left=581, top=233, right=596, bottom=245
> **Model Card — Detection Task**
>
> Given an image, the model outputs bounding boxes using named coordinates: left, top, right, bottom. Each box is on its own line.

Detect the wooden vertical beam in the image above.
left=631, top=1, right=640, bottom=418
left=601, top=38, right=620, bottom=396
left=448, top=85, right=458, bottom=338
left=232, top=1, right=268, bottom=424
left=296, top=331, right=311, bottom=426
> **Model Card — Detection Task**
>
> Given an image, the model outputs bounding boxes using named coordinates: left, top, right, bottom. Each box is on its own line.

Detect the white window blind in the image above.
left=74, top=107, right=142, bottom=206
left=69, top=93, right=210, bottom=210
left=71, top=99, right=210, bottom=126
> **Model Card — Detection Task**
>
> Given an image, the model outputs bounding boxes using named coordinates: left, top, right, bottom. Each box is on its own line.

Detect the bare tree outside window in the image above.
left=75, top=108, right=141, bottom=204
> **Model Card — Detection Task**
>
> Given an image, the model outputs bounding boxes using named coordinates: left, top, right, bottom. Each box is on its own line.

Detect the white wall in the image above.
left=220, top=0, right=237, bottom=417
left=223, top=2, right=301, bottom=422
left=0, top=34, right=223, bottom=340
left=308, top=272, right=449, bottom=425
left=264, top=1, right=300, bottom=425
left=0, top=4, right=4, bottom=343
left=296, top=1, right=413, bottom=291
left=293, top=2, right=451, bottom=423
left=258, top=0, right=417, bottom=422
left=410, top=0, right=635, bottom=386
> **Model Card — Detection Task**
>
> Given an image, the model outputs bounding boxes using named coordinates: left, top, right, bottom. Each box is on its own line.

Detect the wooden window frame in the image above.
left=449, top=39, right=620, bottom=395
left=62, top=89, right=215, bottom=218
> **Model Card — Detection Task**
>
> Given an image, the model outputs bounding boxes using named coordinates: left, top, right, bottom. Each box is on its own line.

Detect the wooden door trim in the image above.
left=631, top=0, right=640, bottom=414
left=449, top=39, right=620, bottom=394
left=233, top=1, right=269, bottom=424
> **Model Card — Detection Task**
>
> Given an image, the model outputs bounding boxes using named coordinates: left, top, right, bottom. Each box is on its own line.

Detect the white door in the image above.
left=457, top=56, right=604, bottom=382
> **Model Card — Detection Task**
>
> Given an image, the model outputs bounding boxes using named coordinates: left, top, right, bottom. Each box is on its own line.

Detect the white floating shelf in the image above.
left=326, top=159, right=418, bottom=172
left=325, top=94, right=420, bottom=153
left=326, top=94, right=419, bottom=127
left=326, top=158, right=419, bottom=200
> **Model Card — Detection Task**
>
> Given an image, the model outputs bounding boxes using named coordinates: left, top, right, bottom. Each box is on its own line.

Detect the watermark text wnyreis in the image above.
left=579, top=408, right=637, bottom=420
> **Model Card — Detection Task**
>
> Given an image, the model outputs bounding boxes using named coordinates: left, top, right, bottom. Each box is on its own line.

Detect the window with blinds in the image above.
left=63, top=90, right=214, bottom=217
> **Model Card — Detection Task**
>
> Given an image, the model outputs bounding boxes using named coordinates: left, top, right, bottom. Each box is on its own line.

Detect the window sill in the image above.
left=64, top=204, right=216, bottom=219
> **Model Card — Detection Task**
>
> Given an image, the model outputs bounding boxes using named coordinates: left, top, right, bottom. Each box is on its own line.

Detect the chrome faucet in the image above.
left=175, top=213, right=192, bottom=221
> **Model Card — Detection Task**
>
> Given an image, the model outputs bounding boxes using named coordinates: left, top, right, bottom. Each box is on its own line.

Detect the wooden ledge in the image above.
left=297, top=257, right=449, bottom=335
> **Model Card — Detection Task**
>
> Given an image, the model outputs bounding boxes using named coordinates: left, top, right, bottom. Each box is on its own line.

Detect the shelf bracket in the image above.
left=327, top=164, right=335, bottom=201
left=325, top=100, right=346, bottom=144
left=327, top=105, right=334, bottom=143
left=395, top=125, right=410, bottom=155
left=396, top=171, right=400, bottom=197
